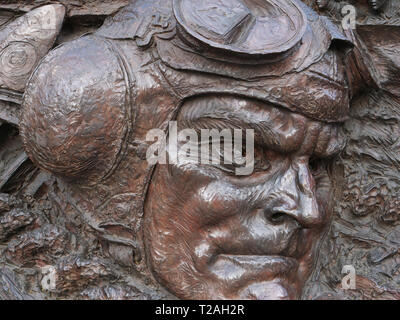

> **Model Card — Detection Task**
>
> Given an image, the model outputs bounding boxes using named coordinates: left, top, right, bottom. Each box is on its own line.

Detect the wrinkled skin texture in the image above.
left=144, top=96, right=345, bottom=300
left=8, top=0, right=354, bottom=300
left=2, top=0, right=400, bottom=301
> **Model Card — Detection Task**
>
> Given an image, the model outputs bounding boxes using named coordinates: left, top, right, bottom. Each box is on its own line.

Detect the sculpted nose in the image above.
left=266, top=163, right=323, bottom=228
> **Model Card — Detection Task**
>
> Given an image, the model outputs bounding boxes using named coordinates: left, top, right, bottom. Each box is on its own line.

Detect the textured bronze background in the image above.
left=0, top=0, right=399, bottom=300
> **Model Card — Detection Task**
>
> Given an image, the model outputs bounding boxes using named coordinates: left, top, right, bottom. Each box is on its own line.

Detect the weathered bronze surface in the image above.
left=0, top=0, right=399, bottom=300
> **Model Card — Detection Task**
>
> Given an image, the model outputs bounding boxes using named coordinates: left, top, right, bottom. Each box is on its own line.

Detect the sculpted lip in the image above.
left=209, top=254, right=299, bottom=283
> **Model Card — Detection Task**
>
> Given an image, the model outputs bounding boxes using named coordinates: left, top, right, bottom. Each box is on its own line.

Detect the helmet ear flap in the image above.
left=20, top=36, right=130, bottom=185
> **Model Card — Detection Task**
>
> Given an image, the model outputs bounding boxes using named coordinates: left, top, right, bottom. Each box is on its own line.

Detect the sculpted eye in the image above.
left=309, top=157, right=318, bottom=172
left=308, top=157, right=333, bottom=193
left=253, top=148, right=271, bottom=172
left=309, top=157, right=323, bottom=177
left=215, top=145, right=271, bottom=175
left=308, top=157, right=333, bottom=185
left=211, top=140, right=245, bottom=174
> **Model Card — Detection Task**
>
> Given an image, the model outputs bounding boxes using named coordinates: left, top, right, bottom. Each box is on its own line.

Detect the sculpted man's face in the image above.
left=143, top=95, right=345, bottom=300
left=368, top=0, right=387, bottom=11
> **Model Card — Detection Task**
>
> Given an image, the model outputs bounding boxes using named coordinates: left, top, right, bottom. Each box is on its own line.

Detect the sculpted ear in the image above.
left=20, top=36, right=130, bottom=185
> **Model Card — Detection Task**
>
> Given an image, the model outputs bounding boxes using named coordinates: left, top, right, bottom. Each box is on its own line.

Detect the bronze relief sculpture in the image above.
left=0, top=0, right=399, bottom=300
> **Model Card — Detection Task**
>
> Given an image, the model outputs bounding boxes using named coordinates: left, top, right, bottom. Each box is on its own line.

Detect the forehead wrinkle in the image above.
left=177, top=95, right=306, bottom=153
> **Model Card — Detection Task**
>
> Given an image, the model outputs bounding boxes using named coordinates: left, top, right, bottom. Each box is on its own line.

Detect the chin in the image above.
left=150, top=264, right=303, bottom=300
left=145, top=239, right=309, bottom=300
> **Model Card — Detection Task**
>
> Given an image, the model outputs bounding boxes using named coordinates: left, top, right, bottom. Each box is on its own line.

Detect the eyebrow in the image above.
left=176, top=95, right=345, bottom=158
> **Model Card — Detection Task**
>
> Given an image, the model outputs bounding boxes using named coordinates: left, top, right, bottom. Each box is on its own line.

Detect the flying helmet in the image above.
left=20, top=0, right=353, bottom=270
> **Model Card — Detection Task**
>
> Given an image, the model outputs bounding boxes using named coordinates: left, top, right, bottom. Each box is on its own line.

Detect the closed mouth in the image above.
left=210, top=254, right=299, bottom=282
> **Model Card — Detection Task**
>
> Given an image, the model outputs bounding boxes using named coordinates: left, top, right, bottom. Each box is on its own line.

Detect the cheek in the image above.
left=194, top=183, right=248, bottom=227
left=145, top=165, right=219, bottom=231
left=143, top=166, right=203, bottom=262
left=147, top=165, right=248, bottom=233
